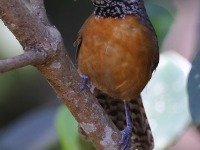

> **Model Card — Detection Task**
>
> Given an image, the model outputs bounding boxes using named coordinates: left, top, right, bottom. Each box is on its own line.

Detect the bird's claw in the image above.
left=119, top=126, right=132, bottom=150
left=79, top=73, right=92, bottom=92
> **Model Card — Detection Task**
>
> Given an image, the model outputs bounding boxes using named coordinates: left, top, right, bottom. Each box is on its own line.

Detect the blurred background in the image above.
left=0, top=0, right=200, bottom=150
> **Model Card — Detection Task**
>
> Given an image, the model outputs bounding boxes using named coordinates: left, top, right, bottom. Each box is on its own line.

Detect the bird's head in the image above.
left=92, top=0, right=111, bottom=7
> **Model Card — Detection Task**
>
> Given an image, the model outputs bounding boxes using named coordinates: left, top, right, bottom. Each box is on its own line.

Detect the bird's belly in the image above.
left=78, top=47, right=151, bottom=100
left=77, top=16, right=156, bottom=100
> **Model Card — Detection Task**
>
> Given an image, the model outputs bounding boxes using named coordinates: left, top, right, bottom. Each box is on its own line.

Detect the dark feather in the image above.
left=94, top=88, right=154, bottom=150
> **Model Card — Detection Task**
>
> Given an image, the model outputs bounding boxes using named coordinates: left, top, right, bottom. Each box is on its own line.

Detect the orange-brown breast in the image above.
left=77, top=15, right=158, bottom=100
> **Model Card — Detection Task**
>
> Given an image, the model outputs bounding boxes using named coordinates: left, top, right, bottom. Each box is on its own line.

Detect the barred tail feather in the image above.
left=94, top=89, right=154, bottom=150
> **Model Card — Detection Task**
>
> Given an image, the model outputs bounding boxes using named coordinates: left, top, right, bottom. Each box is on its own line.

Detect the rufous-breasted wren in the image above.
left=74, top=0, right=159, bottom=149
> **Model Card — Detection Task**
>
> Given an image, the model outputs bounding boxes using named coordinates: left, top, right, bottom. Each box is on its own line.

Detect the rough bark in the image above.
left=0, top=0, right=121, bottom=149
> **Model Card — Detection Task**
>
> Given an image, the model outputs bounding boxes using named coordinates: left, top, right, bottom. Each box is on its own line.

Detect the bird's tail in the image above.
left=94, top=89, right=154, bottom=150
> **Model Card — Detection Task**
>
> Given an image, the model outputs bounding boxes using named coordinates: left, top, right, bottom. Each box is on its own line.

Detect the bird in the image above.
left=74, top=0, right=159, bottom=149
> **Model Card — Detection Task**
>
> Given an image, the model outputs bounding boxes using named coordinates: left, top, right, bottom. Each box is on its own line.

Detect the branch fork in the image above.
left=0, top=0, right=121, bottom=149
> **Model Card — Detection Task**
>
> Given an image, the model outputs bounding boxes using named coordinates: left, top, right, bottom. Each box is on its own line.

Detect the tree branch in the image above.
left=0, top=0, right=50, bottom=49
left=30, top=0, right=49, bottom=24
left=0, top=0, right=121, bottom=149
left=0, top=48, right=47, bottom=73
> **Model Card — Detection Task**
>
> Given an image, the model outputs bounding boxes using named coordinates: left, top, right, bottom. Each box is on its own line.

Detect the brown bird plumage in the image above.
left=75, top=0, right=159, bottom=149
left=76, top=15, right=158, bottom=100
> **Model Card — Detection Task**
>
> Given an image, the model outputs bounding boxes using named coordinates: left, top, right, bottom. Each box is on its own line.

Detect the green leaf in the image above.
left=142, top=51, right=191, bottom=149
left=55, top=105, right=94, bottom=150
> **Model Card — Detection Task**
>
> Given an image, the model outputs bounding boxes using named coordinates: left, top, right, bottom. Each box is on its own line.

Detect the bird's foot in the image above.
left=79, top=73, right=92, bottom=92
left=119, top=125, right=132, bottom=150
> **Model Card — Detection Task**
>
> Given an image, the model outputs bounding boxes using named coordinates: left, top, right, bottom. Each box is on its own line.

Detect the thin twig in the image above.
left=0, top=49, right=47, bottom=73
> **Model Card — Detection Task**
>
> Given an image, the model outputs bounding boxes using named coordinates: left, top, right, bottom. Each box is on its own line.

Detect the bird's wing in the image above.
left=73, top=15, right=94, bottom=60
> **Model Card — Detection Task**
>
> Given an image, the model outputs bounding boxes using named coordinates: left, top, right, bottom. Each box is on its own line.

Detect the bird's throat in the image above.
left=93, top=0, right=144, bottom=18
